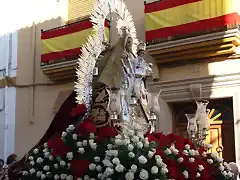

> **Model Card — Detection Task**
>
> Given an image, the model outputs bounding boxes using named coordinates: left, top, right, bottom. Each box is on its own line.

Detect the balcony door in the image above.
left=172, top=98, right=235, bottom=162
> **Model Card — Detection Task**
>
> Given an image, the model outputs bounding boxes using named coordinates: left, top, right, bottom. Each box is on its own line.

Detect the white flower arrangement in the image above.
left=22, top=123, right=234, bottom=180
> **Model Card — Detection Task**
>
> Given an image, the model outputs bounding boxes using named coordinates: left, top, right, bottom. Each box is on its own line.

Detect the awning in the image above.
left=41, top=19, right=110, bottom=63
left=145, top=0, right=240, bottom=42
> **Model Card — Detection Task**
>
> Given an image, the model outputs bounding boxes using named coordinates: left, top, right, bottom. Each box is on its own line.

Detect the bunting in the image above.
left=145, top=0, right=240, bottom=41
left=41, top=20, right=110, bottom=63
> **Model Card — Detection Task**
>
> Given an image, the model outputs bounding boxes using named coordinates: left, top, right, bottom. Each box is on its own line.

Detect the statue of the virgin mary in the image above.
left=91, top=26, right=150, bottom=129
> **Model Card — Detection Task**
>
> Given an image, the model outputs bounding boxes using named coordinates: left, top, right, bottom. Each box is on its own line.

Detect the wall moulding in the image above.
left=147, top=72, right=240, bottom=102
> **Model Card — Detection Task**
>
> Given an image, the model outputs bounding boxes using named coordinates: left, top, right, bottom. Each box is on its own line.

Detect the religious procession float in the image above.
left=12, top=0, right=236, bottom=179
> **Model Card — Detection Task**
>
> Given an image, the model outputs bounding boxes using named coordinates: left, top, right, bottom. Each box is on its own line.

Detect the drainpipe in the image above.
left=3, top=32, right=12, bottom=160
left=29, top=23, right=36, bottom=124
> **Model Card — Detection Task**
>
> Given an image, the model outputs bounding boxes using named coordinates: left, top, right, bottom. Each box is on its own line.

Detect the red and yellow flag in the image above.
left=41, top=20, right=110, bottom=63
left=145, top=0, right=240, bottom=41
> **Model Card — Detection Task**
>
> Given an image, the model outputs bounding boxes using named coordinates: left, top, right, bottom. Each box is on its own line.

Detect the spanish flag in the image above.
left=41, top=19, right=110, bottom=63
left=145, top=0, right=240, bottom=42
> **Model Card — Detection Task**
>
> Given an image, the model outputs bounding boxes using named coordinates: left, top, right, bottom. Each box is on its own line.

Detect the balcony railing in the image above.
left=40, top=18, right=110, bottom=81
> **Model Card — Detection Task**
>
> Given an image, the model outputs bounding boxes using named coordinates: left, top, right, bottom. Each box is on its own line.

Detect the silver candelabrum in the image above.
left=185, top=100, right=210, bottom=149
left=106, top=85, right=161, bottom=137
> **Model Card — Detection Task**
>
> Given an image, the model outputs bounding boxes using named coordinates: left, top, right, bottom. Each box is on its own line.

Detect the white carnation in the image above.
left=125, top=172, right=134, bottom=180
left=28, top=156, right=34, bottom=161
left=66, top=175, right=73, bottom=180
left=36, top=157, right=43, bottom=163
left=43, top=165, right=50, bottom=171
left=219, top=165, right=224, bottom=171
left=72, top=134, right=78, bottom=140
left=60, top=160, right=66, bottom=166
left=183, top=170, right=189, bottom=178
left=198, top=165, right=204, bottom=171
left=151, top=166, right=158, bottom=174
left=196, top=172, right=201, bottom=178
left=164, top=148, right=172, bottom=155
left=112, top=157, right=120, bottom=165
left=30, top=161, right=35, bottom=165
left=189, top=149, right=195, bottom=156
left=128, top=152, right=135, bottom=158
left=148, top=151, right=154, bottom=158
left=60, top=174, right=67, bottom=179
left=77, top=141, right=82, bottom=147
left=41, top=174, right=46, bottom=179
left=49, top=156, right=53, bottom=161
left=115, top=164, right=124, bottom=172
left=68, top=124, right=75, bottom=131
left=128, top=144, right=134, bottom=151
left=137, top=142, right=143, bottom=149
left=89, top=133, right=95, bottom=139
left=94, top=156, right=100, bottom=163
left=177, top=157, right=184, bottom=163
left=131, top=136, right=140, bottom=143
left=185, top=144, right=190, bottom=150
left=89, top=163, right=96, bottom=170
left=62, top=132, right=67, bottom=137
left=107, top=144, right=113, bottom=150
left=89, top=139, right=94, bottom=144
left=33, top=148, right=39, bottom=154
left=115, top=139, right=123, bottom=146
left=138, top=155, right=148, bottom=164
left=66, top=152, right=73, bottom=160
left=82, top=140, right=88, bottom=146
left=29, top=168, right=35, bottom=174
left=130, top=164, right=137, bottom=172
left=102, top=159, right=113, bottom=167
left=155, top=155, right=161, bottom=160
left=90, top=143, right=97, bottom=150
left=207, top=159, right=213, bottom=164
left=22, top=171, right=28, bottom=176
left=83, top=175, right=90, bottom=180
left=96, top=165, right=102, bottom=172
left=54, top=174, right=60, bottom=179
left=189, top=158, right=195, bottom=163
left=160, top=167, right=168, bottom=174
left=36, top=171, right=42, bottom=177
left=78, top=147, right=85, bottom=154
left=139, top=169, right=149, bottom=180
left=202, top=152, right=207, bottom=157
left=54, top=163, right=59, bottom=169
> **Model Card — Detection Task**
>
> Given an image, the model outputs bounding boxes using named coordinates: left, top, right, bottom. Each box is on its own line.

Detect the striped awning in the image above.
left=145, top=0, right=240, bottom=43
left=41, top=19, right=110, bottom=64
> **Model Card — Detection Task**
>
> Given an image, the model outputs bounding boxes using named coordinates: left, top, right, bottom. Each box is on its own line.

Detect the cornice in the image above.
left=147, top=28, right=240, bottom=52
left=147, top=72, right=240, bottom=102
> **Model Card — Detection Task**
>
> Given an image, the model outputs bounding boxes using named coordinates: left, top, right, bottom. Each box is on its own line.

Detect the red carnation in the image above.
left=76, top=117, right=96, bottom=136
left=48, top=134, right=70, bottom=157
left=97, top=126, right=117, bottom=140
left=70, top=159, right=90, bottom=178
left=71, top=104, right=87, bottom=117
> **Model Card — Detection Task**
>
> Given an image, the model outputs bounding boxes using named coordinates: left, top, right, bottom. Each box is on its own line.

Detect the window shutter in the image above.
left=68, top=0, right=94, bottom=23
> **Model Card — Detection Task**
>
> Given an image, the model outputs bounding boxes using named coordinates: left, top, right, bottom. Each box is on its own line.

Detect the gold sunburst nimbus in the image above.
left=207, top=108, right=221, bottom=121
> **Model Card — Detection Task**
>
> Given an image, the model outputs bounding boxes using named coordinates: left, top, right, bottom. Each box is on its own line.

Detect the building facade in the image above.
left=0, top=0, right=240, bottom=165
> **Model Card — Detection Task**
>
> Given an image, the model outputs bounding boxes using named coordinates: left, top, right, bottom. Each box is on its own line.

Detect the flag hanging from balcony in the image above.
left=145, top=0, right=240, bottom=43
left=41, top=19, right=110, bottom=64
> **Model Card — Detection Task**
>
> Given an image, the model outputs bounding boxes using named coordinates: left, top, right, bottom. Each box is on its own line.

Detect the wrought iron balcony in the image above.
left=40, top=18, right=110, bottom=81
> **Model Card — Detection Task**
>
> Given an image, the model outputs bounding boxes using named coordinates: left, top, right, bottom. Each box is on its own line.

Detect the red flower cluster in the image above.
left=71, top=104, right=87, bottom=117
left=146, top=132, right=219, bottom=180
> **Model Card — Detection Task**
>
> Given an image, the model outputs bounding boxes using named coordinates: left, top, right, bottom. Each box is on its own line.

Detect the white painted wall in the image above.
left=0, top=32, right=18, bottom=161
